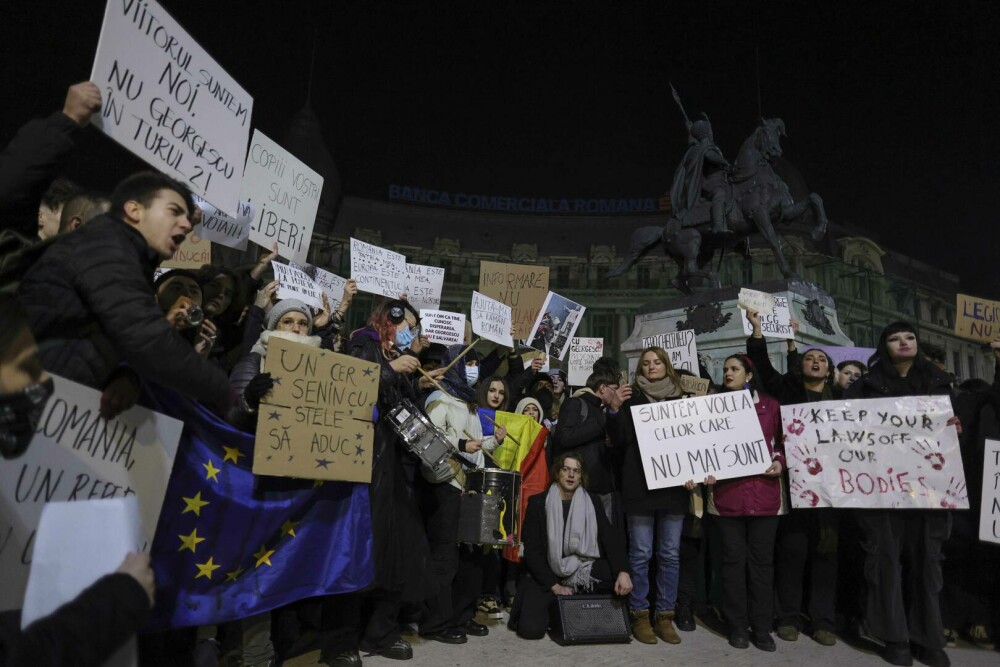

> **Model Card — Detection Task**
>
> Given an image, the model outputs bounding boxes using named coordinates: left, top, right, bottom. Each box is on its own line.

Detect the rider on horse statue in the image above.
left=670, top=117, right=732, bottom=236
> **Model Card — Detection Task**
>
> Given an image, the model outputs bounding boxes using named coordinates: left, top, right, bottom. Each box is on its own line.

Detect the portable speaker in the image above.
left=549, top=593, right=631, bottom=645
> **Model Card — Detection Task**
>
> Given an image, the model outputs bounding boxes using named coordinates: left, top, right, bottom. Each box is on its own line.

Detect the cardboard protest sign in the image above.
left=241, top=130, right=322, bottom=263
left=521, top=351, right=550, bottom=373
left=194, top=195, right=253, bottom=251
left=420, top=310, right=466, bottom=345
left=471, top=291, right=514, bottom=348
left=161, top=232, right=210, bottom=269
left=254, top=337, right=379, bottom=483
left=955, top=293, right=1000, bottom=343
left=351, top=238, right=407, bottom=298
left=740, top=295, right=794, bottom=340
left=981, top=439, right=1000, bottom=545
left=568, top=338, right=604, bottom=386
left=738, top=287, right=776, bottom=313
left=404, top=263, right=446, bottom=311
left=632, top=390, right=769, bottom=489
left=680, top=375, right=711, bottom=396
left=527, top=292, right=586, bottom=361
left=0, top=375, right=183, bottom=611
left=272, top=262, right=324, bottom=310
left=478, top=261, right=550, bottom=339
left=91, top=0, right=252, bottom=214
left=782, top=396, right=967, bottom=510
left=640, top=329, right=699, bottom=372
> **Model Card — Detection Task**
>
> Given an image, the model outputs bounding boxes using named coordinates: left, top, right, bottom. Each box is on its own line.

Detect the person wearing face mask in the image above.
left=322, top=299, right=428, bottom=663
left=0, top=295, right=156, bottom=666
left=745, top=309, right=843, bottom=647
left=548, top=368, right=568, bottom=424
left=844, top=322, right=959, bottom=667
left=702, top=355, right=785, bottom=652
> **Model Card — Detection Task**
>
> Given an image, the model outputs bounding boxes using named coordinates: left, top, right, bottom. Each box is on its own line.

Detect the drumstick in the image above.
left=417, top=366, right=448, bottom=395
left=441, top=338, right=481, bottom=374
left=463, top=429, right=501, bottom=467
left=482, top=414, right=522, bottom=448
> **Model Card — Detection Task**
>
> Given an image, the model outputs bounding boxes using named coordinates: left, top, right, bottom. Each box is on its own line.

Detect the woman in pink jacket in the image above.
left=705, top=354, right=786, bottom=652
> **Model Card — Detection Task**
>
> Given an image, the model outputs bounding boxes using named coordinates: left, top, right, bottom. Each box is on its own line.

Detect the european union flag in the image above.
left=140, top=386, right=373, bottom=630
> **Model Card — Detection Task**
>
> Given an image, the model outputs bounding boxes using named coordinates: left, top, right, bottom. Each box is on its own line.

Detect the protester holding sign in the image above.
left=844, top=322, right=959, bottom=667
left=0, top=295, right=156, bottom=666
left=704, top=354, right=785, bottom=652
left=744, top=308, right=842, bottom=647
left=227, top=299, right=316, bottom=432
left=614, top=347, right=691, bottom=646
left=340, top=299, right=429, bottom=660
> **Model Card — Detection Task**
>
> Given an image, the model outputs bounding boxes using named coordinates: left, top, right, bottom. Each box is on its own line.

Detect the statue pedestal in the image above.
left=621, top=280, right=853, bottom=383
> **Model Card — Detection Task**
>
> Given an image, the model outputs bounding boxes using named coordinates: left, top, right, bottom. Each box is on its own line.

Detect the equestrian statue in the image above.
left=608, top=86, right=830, bottom=293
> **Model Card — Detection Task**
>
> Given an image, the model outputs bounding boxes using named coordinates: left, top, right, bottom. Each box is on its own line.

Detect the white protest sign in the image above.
left=314, top=268, right=348, bottom=312
left=272, top=261, right=324, bottom=310
left=471, top=291, right=514, bottom=348
left=194, top=195, right=253, bottom=251
left=0, top=376, right=183, bottom=611
left=979, top=439, right=1000, bottom=544
left=22, top=498, right=142, bottom=667
left=569, top=338, right=604, bottom=386
left=350, top=238, right=407, bottom=297
left=738, top=287, right=776, bottom=313
left=640, top=329, right=698, bottom=372
left=242, top=130, right=322, bottom=263
left=741, top=295, right=793, bottom=340
left=420, top=310, right=466, bottom=345
left=782, top=396, right=967, bottom=510
left=90, top=0, right=252, bottom=214
left=632, top=390, right=768, bottom=489
left=404, top=263, right=446, bottom=312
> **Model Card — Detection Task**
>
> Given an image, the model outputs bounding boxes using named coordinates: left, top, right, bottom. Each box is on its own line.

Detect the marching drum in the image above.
left=457, top=469, right=522, bottom=547
left=385, top=400, right=465, bottom=485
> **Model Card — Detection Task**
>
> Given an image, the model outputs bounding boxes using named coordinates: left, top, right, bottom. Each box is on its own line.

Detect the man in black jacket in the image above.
left=16, top=171, right=230, bottom=412
left=508, top=452, right=632, bottom=639
left=550, top=370, right=631, bottom=526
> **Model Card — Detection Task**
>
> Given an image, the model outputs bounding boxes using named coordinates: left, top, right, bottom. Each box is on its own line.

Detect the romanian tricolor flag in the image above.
left=478, top=409, right=550, bottom=562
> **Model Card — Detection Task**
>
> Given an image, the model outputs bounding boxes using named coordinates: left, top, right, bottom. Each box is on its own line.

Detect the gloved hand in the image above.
left=244, top=372, right=274, bottom=410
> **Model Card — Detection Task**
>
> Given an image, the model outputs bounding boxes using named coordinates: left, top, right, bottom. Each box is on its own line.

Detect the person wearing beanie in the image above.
left=226, top=298, right=321, bottom=432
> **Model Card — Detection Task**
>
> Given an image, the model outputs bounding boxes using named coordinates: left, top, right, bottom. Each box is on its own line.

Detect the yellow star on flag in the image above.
left=312, top=480, right=324, bottom=488
left=223, top=446, right=245, bottom=464
left=203, top=459, right=221, bottom=482
left=281, top=520, right=299, bottom=538
left=225, top=566, right=245, bottom=583
left=253, top=544, right=275, bottom=568
left=178, top=528, right=205, bottom=553
left=195, top=556, right=220, bottom=580
left=182, top=491, right=209, bottom=516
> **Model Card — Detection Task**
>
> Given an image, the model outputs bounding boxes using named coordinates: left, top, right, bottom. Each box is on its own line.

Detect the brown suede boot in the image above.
left=630, top=609, right=657, bottom=644
left=655, top=611, right=682, bottom=644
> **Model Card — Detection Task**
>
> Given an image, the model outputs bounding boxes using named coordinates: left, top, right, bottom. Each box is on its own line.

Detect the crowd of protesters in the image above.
left=0, top=82, right=998, bottom=667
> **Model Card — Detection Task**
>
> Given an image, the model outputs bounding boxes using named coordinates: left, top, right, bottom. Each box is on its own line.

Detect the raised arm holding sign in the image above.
left=90, top=0, right=253, bottom=214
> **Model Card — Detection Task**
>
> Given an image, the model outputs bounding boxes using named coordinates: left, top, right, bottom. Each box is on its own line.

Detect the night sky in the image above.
left=3, top=1, right=998, bottom=297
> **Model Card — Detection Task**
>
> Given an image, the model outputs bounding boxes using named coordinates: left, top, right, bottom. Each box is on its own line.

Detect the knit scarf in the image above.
left=636, top=375, right=682, bottom=402
left=250, top=329, right=322, bottom=364
left=545, top=484, right=601, bottom=592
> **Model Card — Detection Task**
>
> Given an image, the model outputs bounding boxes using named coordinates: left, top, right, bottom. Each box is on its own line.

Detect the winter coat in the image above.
left=0, top=111, right=81, bottom=237
left=707, top=391, right=786, bottom=517
left=615, top=391, right=691, bottom=515
left=551, top=390, right=619, bottom=494
left=16, top=214, right=229, bottom=405
left=746, top=335, right=841, bottom=406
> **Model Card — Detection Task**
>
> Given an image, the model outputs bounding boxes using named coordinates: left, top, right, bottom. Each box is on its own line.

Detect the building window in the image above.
left=637, top=265, right=652, bottom=289
left=556, top=266, right=570, bottom=288
left=952, top=351, right=961, bottom=376
left=968, top=355, right=977, bottom=379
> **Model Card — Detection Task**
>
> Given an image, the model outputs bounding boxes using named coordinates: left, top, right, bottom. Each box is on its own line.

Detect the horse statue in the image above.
left=608, top=117, right=830, bottom=293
